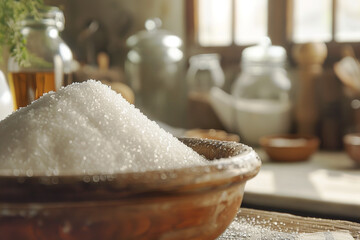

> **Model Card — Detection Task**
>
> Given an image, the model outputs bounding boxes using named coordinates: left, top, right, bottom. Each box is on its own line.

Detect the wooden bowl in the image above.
left=259, top=134, right=319, bottom=162
left=0, top=138, right=261, bottom=240
left=184, top=128, right=240, bottom=142
left=343, top=133, right=360, bottom=164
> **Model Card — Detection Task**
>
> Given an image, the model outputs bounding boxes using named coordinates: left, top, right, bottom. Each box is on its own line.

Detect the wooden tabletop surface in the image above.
left=221, top=208, right=360, bottom=239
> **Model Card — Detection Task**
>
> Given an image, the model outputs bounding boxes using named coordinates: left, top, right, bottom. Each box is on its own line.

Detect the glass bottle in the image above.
left=231, top=38, right=292, bottom=144
left=8, top=7, right=74, bottom=110
left=186, top=53, right=225, bottom=129
left=125, top=18, right=186, bottom=127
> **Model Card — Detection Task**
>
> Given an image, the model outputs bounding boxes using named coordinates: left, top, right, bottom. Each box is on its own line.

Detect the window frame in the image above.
left=185, top=0, right=360, bottom=66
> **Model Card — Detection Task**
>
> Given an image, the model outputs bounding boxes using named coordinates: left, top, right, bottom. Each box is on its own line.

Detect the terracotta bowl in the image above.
left=0, top=138, right=261, bottom=240
left=259, top=134, right=319, bottom=162
left=343, top=133, right=360, bottom=164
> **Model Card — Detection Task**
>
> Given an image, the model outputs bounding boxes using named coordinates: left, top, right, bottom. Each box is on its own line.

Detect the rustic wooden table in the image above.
left=219, top=208, right=360, bottom=239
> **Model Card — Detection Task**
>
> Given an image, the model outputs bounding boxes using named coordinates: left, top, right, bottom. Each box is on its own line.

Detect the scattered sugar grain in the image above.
left=0, top=80, right=206, bottom=175
left=218, top=216, right=299, bottom=240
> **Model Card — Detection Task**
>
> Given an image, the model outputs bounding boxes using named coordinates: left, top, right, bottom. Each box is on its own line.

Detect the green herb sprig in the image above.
left=0, top=0, right=44, bottom=66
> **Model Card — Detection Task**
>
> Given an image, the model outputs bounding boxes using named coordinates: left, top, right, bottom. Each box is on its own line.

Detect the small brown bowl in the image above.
left=259, top=134, right=320, bottom=162
left=343, top=133, right=360, bottom=164
left=0, top=138, right=260, bottom=240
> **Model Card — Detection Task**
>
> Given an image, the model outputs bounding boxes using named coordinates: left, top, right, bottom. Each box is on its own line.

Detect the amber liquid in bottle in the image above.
left=8, top=72, right=72, bottom=110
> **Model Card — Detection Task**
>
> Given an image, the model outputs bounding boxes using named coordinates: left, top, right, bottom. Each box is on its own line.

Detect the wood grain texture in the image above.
left=236, top=208, right=360, bottom=238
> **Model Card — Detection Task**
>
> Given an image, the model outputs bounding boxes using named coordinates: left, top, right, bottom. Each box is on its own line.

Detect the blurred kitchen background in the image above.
left=1, top=0, right=360, bottom=223
left=1, top=0, right=360, bottom=150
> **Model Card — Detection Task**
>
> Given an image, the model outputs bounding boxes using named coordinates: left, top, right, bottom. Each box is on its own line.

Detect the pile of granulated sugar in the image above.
left=0, top=80, right=206, bottom=175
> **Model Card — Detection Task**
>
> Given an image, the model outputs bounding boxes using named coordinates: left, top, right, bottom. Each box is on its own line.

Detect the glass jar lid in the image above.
left=126, top=18, right=182, bottom=52
left=189, top=54, right=220, bottom=69
left=21, top=6, right=65, bottom=31
left=241, top=37, right=286, bottom=65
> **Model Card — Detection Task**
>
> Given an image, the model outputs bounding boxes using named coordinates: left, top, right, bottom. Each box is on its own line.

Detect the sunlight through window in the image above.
left=198, top=0, right=232, bottom=46
left=335, top=0, right=360, bottom=42
left=292, top=0, right=332, bottom=43
left=234, top=0, right=268, bottom=45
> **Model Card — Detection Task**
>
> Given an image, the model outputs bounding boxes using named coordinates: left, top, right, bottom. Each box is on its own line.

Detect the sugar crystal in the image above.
left=0, top=80, right=206, bottom=175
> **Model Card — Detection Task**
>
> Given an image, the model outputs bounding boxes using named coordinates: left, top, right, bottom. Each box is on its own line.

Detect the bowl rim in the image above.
left=0, top=138, right=261, bottom=203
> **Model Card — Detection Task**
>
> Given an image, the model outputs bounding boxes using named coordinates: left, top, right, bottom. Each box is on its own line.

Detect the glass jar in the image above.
left=8, top=7, right=74, bottom=110
left=125, top=18, right=186, bottom=127
left=231, top=39, right=292, bottom=144
left=0, top=70, right=13, bottom=120
left=186, top=54, right=225, bottom=129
